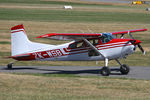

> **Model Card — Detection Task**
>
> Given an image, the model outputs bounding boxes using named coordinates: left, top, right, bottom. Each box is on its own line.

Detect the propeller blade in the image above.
left=137, top=44, right=146, bottom=55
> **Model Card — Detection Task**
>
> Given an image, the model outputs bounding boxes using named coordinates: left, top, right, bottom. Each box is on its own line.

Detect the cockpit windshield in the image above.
left=100, top=33, right=114, bottom=43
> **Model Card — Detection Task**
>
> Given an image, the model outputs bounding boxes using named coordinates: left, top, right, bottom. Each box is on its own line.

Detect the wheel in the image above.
left=7, top=63, right=12, bottom=69
left=120, top=64, right=130, bottom=75
left=101, top=67, right=110, bottom=76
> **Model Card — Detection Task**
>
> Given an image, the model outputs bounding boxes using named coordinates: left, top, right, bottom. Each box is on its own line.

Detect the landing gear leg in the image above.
left=101, top=58, right=110, bottom=76
left=7, top=61, right=16, bottom=69
left=115, top=59, right=130, bottom=75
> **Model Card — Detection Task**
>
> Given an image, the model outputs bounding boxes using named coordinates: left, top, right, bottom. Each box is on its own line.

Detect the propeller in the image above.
left=121, top=39, right=146, bottom=57
left=128, top=31, right=146, bottom=55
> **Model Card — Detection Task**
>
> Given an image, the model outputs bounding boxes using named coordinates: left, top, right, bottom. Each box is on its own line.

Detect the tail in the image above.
left=11, top=24, right=53, bottom=56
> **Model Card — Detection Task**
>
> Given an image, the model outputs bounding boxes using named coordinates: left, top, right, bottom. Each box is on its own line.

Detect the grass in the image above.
left=0, top=73, right=150, bottom=100
left=121, top=52, right=150, bottom=66
left=0, top=41, right=10, bottom=44
left=0, top=0, right=95, bottom=6
left=0, top=0, right=131, bottom=7
left=0, top=8, right=150, bottom=23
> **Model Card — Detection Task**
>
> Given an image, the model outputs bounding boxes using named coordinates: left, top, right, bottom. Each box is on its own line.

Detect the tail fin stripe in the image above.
left=11, top=30, right=24, bottom=33
left=11, top=29, right=24, bottom=32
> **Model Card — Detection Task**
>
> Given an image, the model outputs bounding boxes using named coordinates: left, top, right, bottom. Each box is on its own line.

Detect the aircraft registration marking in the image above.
left=33, top=49, right=63, bottom=60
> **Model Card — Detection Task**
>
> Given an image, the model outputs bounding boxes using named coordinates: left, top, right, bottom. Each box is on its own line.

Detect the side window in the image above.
left=93, top=39, right=99, bottom=45
left=69, top=41, right=85, bottom=49
left=76, top=42, right=83, bottom=48
left=104, top=38, right=110, bottom=43
left=101, top=34, right=110, bottom=43
left=89, top=39, right=94, bottom=44
left=69, top=43, right=76, bottom=49
left=88, top=39, right=99, bottom=46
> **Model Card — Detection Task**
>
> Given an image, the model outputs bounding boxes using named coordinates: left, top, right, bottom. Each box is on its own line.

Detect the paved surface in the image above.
left=0, top=66, right=150, bottom=80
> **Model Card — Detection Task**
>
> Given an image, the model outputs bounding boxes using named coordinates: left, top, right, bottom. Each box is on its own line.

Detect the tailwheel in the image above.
left=7, top=63, right=13, bottom=69
left=120, top=64, right=130, bottom=75
left=101, top=67, right=110, bottom=76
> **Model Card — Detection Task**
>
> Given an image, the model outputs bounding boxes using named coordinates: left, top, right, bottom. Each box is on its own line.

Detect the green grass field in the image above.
left=0, top=0, right=150, bottom=99
left=0, top=8, right=150, bottom=23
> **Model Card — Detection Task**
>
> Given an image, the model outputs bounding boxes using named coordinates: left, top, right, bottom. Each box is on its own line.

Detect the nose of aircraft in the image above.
left=130, top=39, right=141, bottom=45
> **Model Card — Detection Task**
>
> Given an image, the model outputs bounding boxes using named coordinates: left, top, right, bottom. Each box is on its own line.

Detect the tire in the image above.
left=120, top=64, right=130, bottom=75
left=7, top=64, right=12, bottom=69
left=101, top=67, right=110, bottom=76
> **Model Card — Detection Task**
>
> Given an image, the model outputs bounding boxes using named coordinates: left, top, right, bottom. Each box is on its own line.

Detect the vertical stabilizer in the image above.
left=11, top=24, right=54, bottom=56
left=11, top=24, right=31, bottom=56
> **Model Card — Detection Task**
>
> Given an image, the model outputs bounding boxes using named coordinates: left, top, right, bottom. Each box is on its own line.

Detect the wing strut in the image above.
left=82, top=38, right=105, bottom=58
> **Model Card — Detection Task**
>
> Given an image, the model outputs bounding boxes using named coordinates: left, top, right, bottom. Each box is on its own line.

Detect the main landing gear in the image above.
left=101, top=58, right=110, bottom=76
left=115, top=59, right=130, bottom=75
left=100, top=58, right=130, bottom=76
left=101, top=66, right=110, bottom=76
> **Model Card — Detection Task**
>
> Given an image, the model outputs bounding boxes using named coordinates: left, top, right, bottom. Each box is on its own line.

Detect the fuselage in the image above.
left=11, top=38, right=135, bottom=61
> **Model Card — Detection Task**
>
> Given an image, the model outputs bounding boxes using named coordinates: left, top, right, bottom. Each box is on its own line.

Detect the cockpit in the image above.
left=100, top=33, right=114, bottom=43
left=68, top=33, right=114, bottom=49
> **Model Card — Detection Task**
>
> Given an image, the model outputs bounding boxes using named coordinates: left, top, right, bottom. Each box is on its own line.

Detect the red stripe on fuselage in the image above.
left=64, top=42, right=127, bottom=53
left=63, top=47, right=90, bottom=52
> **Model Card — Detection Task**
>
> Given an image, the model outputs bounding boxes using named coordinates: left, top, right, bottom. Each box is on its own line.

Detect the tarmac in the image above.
left=0, top=66, right=150, bottom=80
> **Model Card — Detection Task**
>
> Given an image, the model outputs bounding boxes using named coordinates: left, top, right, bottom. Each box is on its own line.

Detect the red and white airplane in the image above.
left=8, top=24, right=147, bottom=76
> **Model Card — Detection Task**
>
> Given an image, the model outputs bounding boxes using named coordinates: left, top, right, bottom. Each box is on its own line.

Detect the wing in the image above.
left=36, top=33, right=102, bottom=40
left=111, top=29, right=147, bottom=35
left=36, top=29, right=147, bottom=40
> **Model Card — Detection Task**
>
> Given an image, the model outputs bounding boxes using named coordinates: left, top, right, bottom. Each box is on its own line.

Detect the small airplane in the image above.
left=7, top=24, right=147, bottom=76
